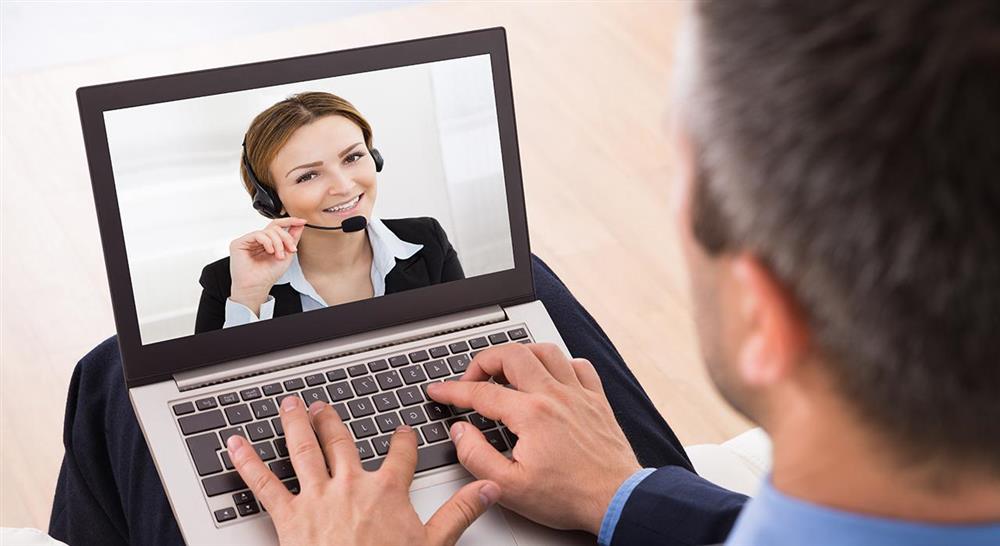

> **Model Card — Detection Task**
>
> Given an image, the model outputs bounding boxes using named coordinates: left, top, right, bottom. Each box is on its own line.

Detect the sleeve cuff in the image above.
left=597, top=467, right=657, bottom=546
left=223, top=295, right=275, bottom=328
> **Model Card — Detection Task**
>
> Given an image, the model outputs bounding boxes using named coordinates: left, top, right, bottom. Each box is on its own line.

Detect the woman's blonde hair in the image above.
left=240, top=91, right=373, bottom=197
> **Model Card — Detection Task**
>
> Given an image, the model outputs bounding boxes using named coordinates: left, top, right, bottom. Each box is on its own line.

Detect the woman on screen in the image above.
left=194, top=92, right=464, bottom=333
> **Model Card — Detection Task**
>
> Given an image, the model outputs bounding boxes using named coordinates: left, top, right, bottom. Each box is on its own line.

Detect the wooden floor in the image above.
left=0, top=1, right=752, bottom=530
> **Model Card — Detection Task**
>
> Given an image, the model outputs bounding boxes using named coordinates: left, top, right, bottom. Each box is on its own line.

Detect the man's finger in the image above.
left=227, top=434, right=292, bottom=514
left=279, top=395, right=330, bottom=487
left=450, top=421, right=514, bottom=482
left=379, top=425, right=418, bottom=487
left=570, top=358, right=605, bottom=394
left=459, top=344, right=557, bottom=392
left=426, top=381, right=522, bottom=425
left=310, top=401, right=359, bottom=475
left=525, top=343, right=580, bottom=386
left=424, top=480, right=501, bottom=546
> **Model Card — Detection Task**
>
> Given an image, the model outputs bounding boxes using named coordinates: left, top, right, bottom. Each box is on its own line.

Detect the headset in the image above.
left=241, top=139, right=383, bottom=231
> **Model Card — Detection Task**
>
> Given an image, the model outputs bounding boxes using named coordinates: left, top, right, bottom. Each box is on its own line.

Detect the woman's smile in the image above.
left=322, top=192, right=364, bottom=216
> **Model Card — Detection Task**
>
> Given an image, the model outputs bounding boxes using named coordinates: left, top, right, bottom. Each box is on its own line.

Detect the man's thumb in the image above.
left=424, top=480, right=501, bottom=546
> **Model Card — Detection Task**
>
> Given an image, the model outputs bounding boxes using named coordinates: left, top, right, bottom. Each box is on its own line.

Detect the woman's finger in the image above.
left=264, top=229, right=285, bottom=259
left=270, top=225, right=297, bottom=253
left=288, top=224, right=305, bottom=246
left=278, top=395, right=331, bottom=487
left=227, top=434, right=292, bottom=515
left=310, top=401, right=359, bottom=476
left=269, top=216, right=307, bottom=228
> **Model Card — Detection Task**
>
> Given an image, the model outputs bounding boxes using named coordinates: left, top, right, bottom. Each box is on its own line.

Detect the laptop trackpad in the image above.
left=411, top=477, right=516, bottom=546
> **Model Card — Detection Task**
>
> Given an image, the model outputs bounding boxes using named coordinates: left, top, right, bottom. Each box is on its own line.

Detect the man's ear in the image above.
left=729, top=254, right=810, bottom=387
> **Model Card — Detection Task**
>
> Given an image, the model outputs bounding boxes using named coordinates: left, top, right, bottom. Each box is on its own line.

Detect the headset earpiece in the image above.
left=243, top=140, right=283, bottom=219
left=370, top=147, right=384, bottom=172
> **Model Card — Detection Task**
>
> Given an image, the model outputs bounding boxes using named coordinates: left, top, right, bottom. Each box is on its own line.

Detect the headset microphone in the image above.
left=305, top=215, right=367, bottom=232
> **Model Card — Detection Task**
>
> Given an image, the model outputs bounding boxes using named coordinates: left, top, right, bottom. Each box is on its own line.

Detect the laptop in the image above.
left=76, top=27, right=592, bottom=545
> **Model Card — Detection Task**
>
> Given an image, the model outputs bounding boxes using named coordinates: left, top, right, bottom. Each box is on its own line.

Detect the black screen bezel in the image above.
left=77, top=28, right=533, bottom=387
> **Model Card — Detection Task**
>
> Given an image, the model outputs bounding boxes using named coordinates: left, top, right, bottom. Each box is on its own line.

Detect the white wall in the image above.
left=104, top=54, right=512, bottom=345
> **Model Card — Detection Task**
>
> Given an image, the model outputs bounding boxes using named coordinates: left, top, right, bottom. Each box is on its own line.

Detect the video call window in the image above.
left=104, top=54, right=514, bottom=346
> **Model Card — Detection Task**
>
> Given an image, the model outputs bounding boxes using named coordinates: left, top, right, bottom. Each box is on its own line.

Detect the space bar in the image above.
left=361, top=441, right=458, bottom=473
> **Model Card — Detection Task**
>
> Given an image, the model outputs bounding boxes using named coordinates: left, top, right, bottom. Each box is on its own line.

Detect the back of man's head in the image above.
left=686, top=0, right=1000, bottom=477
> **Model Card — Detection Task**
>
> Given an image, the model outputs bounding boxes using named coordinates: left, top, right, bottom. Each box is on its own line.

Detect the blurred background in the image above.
left=0, top=0, right=752, bottom=531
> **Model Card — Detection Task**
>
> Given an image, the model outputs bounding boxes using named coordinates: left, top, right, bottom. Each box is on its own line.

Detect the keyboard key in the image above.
left=367, top=359, right=389, bottom=372
left=414, top=440, right=459, bottom=472
left=239, top=387, right=262, bottom=401
left=271, top=417, right=284, bottom=436
left=283, top=478, right=300, bottom=494
left=423, top=402, right=452, bottom=421
left=488, top=332, right=509, bottom=345
left=507, top=328, right=528, bottom=340
left=420, top=422, right=449, bottom=443
left=225, top=404, right=253, bottom=425
left=471, top=350, right=484, bottom=359
left=373, top=392, right=400, bottom=412
left=388, top=355, right=409, bottom=368
left=446, top=417, right=470, bottom=430
left=236, top=499, right=260, bottom=517
left=484, top=429, right=508, bottom=451
left=375, top=370, right=402, bottom=390
left=400, top=365, right=428, bottom=385
left=219, top=427, right=246, bottom=446
left=214, top=507, right=237, bottom=523
left=326, top=368, right=347, bottom=381
left=362, top=458, right=384, bottom=471
left=250, top=399, right=278, bottom=419
left=247, top=421, right=275, bottom=442
left=501, top=427, right=518, bottom=448
left=304, top=373, right=326, bottom=387
left=347, top=397, right=375, bottom=418
left=332, top=403, right=351, bottom=421
left=269, top=459, right=295, bottom=480
left=352, top=377, right=378, bottom=396
left=446, top=354, right=471, bottom=374
left=202, top=471, right=246, bottom=496
left=407, top=350, right=430, bottom=363
left=469, top=337, right=489, bottom=349
left=275, top=393, right=298, bottom=407
left=401, top=406, right=428, bottom=426
left=252, top=441, right=276, bottom=461
left=448, top=341, right=470, bottom=353
left=421, top=381, right=441, bottom=400
left=327, top=381, right=354, bottom=401
left=217, top=392, right=240, bottom=406
left=195, top=397, right=217, bottom=411
left=350, top=418, right=377, bottom=438
left=429, top=346, right=449, bottom=358
left=186, top=432, right=222, bottom=476
left=283, top=378, right=305, bottom=391
left=179, top=410, right=226, bottom=435
left=262, top=383, right=282, bottom=396
left=452, top=404, right=474, bottom=415
left=274, top=437, right=288, bottom=457
left=356, top=440, right=374, bottom=459
left=221, top=451, right=234, bottom=470
left=396, top=386, right=424, bottom=406
left=347, top=364, right=367, bottom=377
left=233, top=491, right=254, bottom=504
left=423, top=360, right=450, bottom=379
left=518, top=340, right=531, bottom=345
left=372, top=434, right=393, bottom=456
left=301, top=387, right=329, bottom=406
left=469, top=413, right=497, bottom=431
left=375, top=412, right=402, bottom=433
left=172, top=402, right=195, bottom=416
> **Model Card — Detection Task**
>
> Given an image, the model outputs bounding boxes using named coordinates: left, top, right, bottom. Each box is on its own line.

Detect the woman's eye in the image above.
left=295, top=171, right=318, bottom=183
left=345, top=152, right=365, bottom=164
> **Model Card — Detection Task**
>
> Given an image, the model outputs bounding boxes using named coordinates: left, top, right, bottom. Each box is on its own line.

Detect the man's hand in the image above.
left=226, top=395, right=501, bottom=546
left=426, top=343, right=641, bottom=536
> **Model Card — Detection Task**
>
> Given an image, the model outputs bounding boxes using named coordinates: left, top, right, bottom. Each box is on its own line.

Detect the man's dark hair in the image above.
left=690, top=0, right=1000, bottom=477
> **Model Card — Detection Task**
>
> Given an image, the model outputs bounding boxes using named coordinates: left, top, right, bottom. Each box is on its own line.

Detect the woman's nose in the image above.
left=324, top=170, right=353, bottom=195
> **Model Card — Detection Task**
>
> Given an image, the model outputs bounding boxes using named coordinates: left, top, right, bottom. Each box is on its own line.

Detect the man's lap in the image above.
left=49, top=254, right=691, bottom=545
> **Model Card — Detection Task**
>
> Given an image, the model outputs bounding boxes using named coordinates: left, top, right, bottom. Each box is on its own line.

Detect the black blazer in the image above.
left=194, top=217, right=464, bottom=334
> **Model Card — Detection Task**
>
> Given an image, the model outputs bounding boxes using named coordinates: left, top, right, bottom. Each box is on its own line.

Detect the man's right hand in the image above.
left=426, top=343, right=642, bottom=536
left=229, top=217, right=306, bottom=313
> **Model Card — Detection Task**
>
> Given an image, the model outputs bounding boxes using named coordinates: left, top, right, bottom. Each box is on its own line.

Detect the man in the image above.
left=52, top=1, right=1000, bottom=545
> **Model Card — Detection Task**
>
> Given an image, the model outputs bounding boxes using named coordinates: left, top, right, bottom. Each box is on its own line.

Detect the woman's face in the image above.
left=268, top=115, right=377, bottom=228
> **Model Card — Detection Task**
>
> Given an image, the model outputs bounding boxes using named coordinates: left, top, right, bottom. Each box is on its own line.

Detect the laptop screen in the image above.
left=102, top=53, right=514, bottom=346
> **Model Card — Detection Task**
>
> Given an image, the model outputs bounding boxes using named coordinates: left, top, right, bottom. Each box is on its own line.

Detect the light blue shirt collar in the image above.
left=726, top=475, right=1000, bottom=546
left=275, top=217, right=423, bottom=303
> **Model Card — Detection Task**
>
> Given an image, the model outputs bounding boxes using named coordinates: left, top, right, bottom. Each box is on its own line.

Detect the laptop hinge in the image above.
left=173, top=305, right=507, bottom=391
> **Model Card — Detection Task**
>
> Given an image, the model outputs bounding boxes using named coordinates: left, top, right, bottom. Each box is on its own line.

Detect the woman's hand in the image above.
left=226, top=396, right=501, bottom=546
left=229, top=217, right=306, bottom=313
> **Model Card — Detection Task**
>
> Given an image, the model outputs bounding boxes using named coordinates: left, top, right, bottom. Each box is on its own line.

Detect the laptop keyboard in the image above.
left=171, top=326, right=530, bottom=524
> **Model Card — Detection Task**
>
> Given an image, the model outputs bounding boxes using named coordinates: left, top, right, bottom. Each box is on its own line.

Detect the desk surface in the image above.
left=0, top=1, right=751, bottom=529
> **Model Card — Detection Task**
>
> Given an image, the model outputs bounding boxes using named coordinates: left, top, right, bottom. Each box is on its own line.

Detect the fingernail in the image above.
left=397, top=425, right=412, bottom=433
left=451, top=422, right=465, bottom=442
left=479, top=482, right=500, bottom=508
left=226, top=434, right=246, bottom=455
left=426, top=382, right=441, bottom=395
left=281, top=395, right=300, bottom=411
left=309, top=400, right=326, bottom=413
